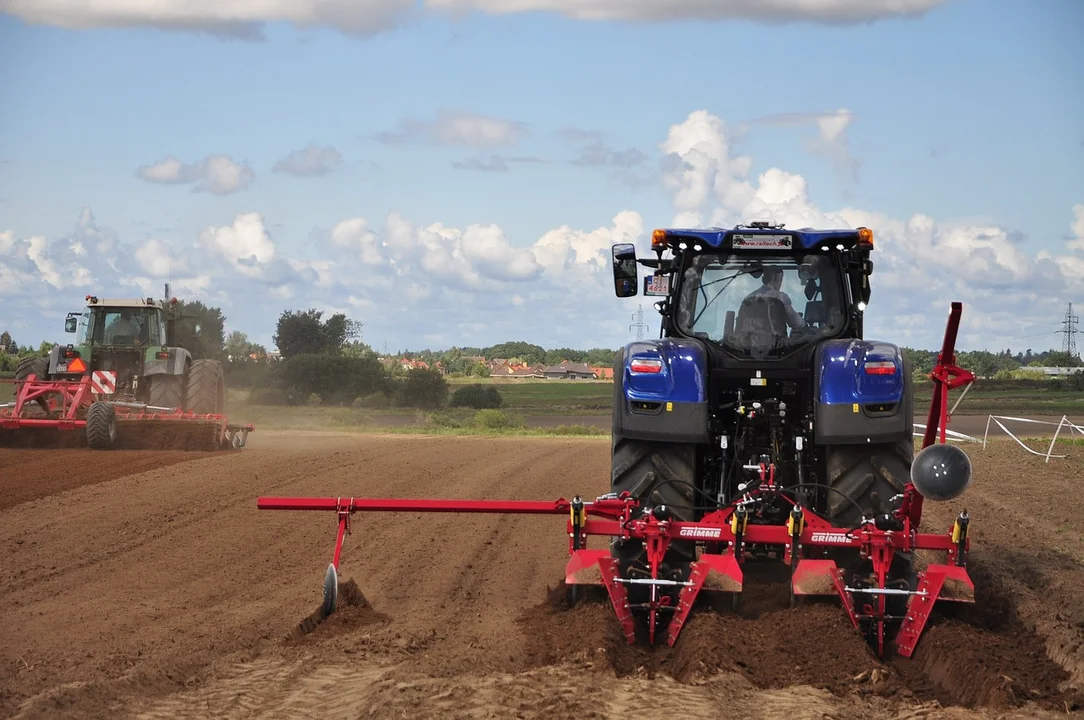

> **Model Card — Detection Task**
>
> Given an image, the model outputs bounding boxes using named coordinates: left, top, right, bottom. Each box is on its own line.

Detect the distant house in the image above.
left=590, top=366, right=614, bottom=380
left=395, top=358, right=430, bottom=372
left=542, top=361, right=597, bottom=380
left=510, top=364, right=546, bottom=379
left=1028, top=366, right=1084, bottom=376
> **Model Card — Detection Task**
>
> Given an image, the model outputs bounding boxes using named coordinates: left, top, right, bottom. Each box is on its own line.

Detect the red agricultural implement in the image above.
left=258, top=303, right=978, bottom=659
left=1, top=291, right=254, bottom=451
left=0, top=371, right=253, bottom=450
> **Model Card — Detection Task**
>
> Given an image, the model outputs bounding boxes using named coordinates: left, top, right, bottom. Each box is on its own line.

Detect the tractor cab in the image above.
left=612, top=222, right=874, bottom=365
left=67, top=299, right=167, bottom=348
left=51, top=295, right=196, bottom=404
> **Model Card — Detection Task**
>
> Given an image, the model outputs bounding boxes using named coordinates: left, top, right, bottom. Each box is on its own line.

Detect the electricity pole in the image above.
left=1057, top=302, right=1079, bottom=358
left=630, top=305, right=648, bottom=341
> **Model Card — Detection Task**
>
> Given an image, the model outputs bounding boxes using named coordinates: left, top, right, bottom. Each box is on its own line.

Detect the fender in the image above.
left=47, top=344, right=91, bottom=376
left=814, top=339, right=912, bottom=444
left=613, top=339, right=710, bottom=443
left=143, top=346, right=193, bottom=377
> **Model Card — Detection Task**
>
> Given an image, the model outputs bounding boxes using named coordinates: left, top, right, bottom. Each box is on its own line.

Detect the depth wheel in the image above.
left=86, top=401, right=117, bottom=449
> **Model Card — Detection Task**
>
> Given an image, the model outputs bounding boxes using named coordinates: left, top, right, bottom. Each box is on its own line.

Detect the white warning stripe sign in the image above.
left=91, top=370, right=117, bottom=395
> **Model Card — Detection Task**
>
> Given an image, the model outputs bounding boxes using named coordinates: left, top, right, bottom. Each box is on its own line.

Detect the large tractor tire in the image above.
left=86, top=401, right=117, bottom=449
left=14, top=357, right=49, bottom=386
left=609, top=437, right=700, bottom=589
left=148, top=373, right=186, bottom=411
left=823, top=437, right=917, bottom=654
left=823, top=437, right=913, bottom=527
left=185, top=359, right=225, bottom=415
left=14, top=357, right=50, bottom=414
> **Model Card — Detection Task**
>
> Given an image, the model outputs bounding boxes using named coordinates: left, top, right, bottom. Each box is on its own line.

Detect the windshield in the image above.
left=675, top=253, right=847, bottom=359
left=80, top=307, right=164, bottom=347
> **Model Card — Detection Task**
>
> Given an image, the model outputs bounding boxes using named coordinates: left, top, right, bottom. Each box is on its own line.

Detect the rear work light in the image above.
left=630, top=358, right=664, bottom=374
left=864, top=361, right=896, bottom=375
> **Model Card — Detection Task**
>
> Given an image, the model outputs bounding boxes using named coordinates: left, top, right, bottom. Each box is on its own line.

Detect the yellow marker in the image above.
left=571, top=504, right=586, bottom=527
left=666, top=402, right=673, bottom=412
left=852, top=403, right=859, bottom=413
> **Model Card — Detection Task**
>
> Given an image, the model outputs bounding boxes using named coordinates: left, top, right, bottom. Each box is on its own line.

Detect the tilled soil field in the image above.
left=2, top=432, right=1083, bottom=719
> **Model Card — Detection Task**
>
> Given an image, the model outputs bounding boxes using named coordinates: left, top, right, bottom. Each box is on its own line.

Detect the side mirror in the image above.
left=612, top=243, right=639, bottom=298
left=64, top=314, right=78, bottom=333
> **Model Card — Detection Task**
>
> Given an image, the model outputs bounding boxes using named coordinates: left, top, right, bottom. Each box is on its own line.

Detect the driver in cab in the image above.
left=104, top=309, right=140, bottom=345
left=744, top=267, right=806, bottom=331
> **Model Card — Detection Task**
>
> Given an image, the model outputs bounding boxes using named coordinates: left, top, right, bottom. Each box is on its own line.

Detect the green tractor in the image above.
left=4, top=288, right=249, bottom=450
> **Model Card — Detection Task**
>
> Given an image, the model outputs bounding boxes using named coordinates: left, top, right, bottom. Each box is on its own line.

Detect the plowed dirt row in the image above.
left=0, top=448, right=212, bottom=511
left=1, top=434, right=1082, bottom=719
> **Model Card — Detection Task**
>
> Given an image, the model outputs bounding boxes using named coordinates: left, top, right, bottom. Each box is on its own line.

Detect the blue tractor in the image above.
left=609, top=222, right=919, bottom=631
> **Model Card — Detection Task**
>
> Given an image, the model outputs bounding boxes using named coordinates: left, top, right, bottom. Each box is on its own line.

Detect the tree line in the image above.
left=2, top=303, right=1082, bottom=402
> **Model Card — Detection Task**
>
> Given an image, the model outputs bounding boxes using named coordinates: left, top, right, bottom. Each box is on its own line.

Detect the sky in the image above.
left=0, top=0, right=1082, bottom=355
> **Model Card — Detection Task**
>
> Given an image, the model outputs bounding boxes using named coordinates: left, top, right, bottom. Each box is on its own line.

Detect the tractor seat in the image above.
left=732, top=295, right=789, bottom=351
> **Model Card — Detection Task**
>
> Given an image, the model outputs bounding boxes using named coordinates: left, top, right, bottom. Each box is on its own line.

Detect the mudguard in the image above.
left=612, top=339, right=710, bottom=443
left=143, top=346, right=192, bottom=377
left=48, top=344, right=90, bottom=375
left=813, top=339, right=912, bottom=444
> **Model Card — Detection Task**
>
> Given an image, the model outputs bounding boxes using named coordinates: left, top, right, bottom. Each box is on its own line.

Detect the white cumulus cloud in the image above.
left=196, top=212, right=278, bottom=278
left=272, top=144, right=343, bottom=177
left=1069, top=203, right=1084, bottom=252
left=4, top=110, right=1080, bottom=354
left=0, top=0, right=943, bottom=37
left=138, top=155, right=255, bottom=195
left=377, top=111, right=527, bottom=148
left=428, top=0, right=943, bottom=23
left=656, top=109, right=1084, bottom=349
left=750, top=109, right=860, bottom=182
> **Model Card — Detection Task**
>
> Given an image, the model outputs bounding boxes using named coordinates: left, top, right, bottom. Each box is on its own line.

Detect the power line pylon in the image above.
left=1057, top=302, right=1079, bottom=358
left=630, top=305, right=648, bottom=341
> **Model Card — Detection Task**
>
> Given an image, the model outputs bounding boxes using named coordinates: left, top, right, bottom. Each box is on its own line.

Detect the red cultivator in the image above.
left=258, top=307, right=978, bottom=659
left=0, top=372, right=253, bottom=450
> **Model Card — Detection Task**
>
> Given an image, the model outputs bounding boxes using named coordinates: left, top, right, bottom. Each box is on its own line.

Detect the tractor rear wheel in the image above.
left=824, top=438, right=916, bottom=656
left=609, top=437, right=699, bottom=598
left=148, top=373, right=185, bottom=411
left=185, top=359, right=225, bottom=415
left=824, top=438, right=913, bottom=527
left=86, top=401, right=117, bottom=449
left=14, top=357, right=50, bottom=414
left=14, top=357, right=49, bottom=386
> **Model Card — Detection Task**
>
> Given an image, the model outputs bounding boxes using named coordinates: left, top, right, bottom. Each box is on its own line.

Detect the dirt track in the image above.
left=2, top=433, right=1083, bottom=719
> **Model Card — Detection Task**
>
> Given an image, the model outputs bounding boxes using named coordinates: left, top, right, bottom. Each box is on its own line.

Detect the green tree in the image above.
left=341, top=340, right=377, bottom=358
left=486, top=341, right=546, bottom=365
left=225, top=330, right=268, bottom=360
left=1044, top=350, right=1083, bottom=368
left=171, top=301, right=226, bottom=360
left=0, top=331, right=11, bottom=354
left=273, top=309, right=361, bottom=358
left=396, top=368, right=449, bottom=409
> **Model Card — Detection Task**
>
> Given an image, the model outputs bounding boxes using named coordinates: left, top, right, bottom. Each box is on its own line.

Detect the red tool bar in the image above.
left=0, top=418, right=85, bottom=428
left=257, top=496, right=575, bottom=514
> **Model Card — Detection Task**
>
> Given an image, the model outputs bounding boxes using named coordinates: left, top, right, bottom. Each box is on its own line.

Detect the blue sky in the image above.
left=1, top=0, right=1082, bottom=355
